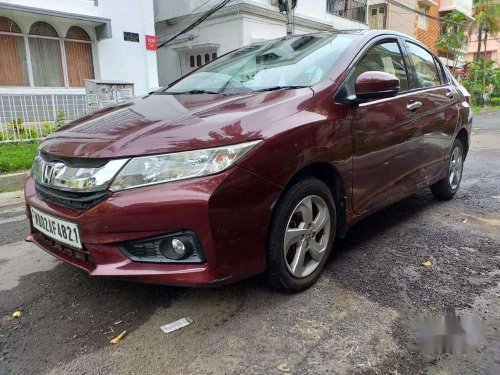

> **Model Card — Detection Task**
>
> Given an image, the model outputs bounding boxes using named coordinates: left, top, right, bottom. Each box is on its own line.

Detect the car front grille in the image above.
left=35, top=183, right=110, bottom=210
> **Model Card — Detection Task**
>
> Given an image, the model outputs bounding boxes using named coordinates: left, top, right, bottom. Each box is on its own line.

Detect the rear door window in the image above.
left=406, top=42, right=441, bottom=88
left=354, top=40, right=409, bottom=92
left=436, top=57, right=450, bottom=84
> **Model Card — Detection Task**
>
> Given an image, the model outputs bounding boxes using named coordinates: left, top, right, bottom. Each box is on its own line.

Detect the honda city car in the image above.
left=25, top=30, right=472, bottom=292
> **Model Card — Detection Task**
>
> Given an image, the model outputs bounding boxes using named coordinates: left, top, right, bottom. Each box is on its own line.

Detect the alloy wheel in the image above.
left=283, top=195, right=331, bottom=278
left=449, top=146, right=463, bottom=190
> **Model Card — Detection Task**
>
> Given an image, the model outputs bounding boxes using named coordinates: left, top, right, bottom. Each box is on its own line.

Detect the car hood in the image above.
left=40, top=88, right=314, bottom=159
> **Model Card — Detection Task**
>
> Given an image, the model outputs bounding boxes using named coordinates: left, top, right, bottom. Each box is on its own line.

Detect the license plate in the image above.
left=30, top=207, right=82, bottom=249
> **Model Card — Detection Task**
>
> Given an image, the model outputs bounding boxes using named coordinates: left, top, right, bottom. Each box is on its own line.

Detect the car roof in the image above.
left=251, top=29, right=428, bottom=55
left=251, top=29, right=416, bottom=44
left=291, top=29, right=416, bottom=40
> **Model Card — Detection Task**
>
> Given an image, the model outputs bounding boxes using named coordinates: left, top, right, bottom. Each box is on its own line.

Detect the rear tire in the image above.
left=430, top=138, right=464, bottom=200
left=266, top=177, right=336, bottom=293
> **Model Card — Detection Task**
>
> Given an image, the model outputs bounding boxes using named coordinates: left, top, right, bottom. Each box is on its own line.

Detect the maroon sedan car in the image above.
left=25, top=30, right=471, bottom=292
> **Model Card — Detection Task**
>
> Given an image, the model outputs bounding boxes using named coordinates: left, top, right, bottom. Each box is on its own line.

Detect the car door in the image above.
left=403, top=41, right=460, bottom=182
left=350, top=38, right=424, bottom=215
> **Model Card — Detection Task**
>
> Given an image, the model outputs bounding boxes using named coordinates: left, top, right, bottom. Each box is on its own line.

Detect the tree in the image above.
left=472, top=0, right=483, bottom=61
left=481, top=2, right=500, bottom=61
left=469, top=0, right=499, bottom=104
left=472, top=0, right=500, bottom=62
left=436, top=11, right=468, bottom=70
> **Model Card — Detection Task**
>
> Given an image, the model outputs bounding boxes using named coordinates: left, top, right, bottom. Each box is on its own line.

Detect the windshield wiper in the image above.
left=252, top=85, right=309, bottom=92
left=170, top=89, right=221, bottom=95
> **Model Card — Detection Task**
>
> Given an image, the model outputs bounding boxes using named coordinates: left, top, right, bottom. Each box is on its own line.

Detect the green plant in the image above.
left=0, top=132, right=18, bottom=142
left=461, top=59, right=499, bottom=105
left=2, top=117, right=43, bottom=140
left=43, top=122, right=57, bottom=136
left=470, top=104, right=483, bottom=112
left=490, top=97, right=500, bottom=105
left=55, top=110, right=66, bottom=128
left=436, top=11, right=468, bottom=69
left=5, top=118, right=25, bottom=136
left=40, top=111, right=65, bottom=136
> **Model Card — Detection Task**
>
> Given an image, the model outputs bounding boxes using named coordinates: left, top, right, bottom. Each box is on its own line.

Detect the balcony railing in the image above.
left=326, top=0, right=368, bottom=23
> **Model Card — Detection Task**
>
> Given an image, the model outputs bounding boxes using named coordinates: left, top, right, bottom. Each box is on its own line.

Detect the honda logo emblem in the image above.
left=41, top=162, right=65, bottom=186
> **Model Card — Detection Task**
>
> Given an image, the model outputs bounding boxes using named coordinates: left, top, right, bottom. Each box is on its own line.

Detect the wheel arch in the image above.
left=280, top=162, right=348, bottom=235
left=456, top=127, right=469, bottom=158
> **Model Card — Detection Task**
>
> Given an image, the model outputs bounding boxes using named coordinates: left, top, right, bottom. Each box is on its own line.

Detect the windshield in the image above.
left=163, top=34, right=359, bottom=95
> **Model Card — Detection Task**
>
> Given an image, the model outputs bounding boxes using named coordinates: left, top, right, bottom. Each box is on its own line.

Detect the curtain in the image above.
left=29, top=37, right=64, bottom=87
left=64, top=41, right=94, bottom=87
left=0, top=34, right=29, bottom=86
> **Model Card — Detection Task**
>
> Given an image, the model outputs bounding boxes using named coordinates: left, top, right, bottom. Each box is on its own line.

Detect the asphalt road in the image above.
left=1, top=110, right=499, bottom=375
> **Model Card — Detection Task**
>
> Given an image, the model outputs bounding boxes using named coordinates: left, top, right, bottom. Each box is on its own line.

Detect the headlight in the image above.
left=110, top=140, right=261, bottom=191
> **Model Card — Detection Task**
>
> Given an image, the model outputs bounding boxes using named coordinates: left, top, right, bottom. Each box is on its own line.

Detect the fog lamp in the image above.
left=159, top=234, right=198, bottom=260
left=120, top=230, right=205, bottom=263
left=171, top=238, right=186, bottom=256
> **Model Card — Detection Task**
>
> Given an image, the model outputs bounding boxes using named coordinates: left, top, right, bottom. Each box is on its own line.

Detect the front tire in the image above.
left=266, top=177, right=336, bottom=293
left=430, top=138, right=464, bottom=200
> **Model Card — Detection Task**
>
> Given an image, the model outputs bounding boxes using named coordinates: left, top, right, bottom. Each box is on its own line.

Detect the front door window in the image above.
left=355, top=41, right=409, bottom=92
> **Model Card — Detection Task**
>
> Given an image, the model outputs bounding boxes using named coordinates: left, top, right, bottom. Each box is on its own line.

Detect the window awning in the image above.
left=0, top=2, right=111, bottom=39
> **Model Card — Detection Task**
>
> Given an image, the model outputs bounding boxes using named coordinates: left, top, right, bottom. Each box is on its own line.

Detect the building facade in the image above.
left=466, top=33, right=500, bottom=64
left=367, top=0, right=474, bottom=67
left=155, top=0, right=370, bottom=86
left=437, top=0, right=473, bottom=67
left=368, top=0, right=416, bottom=38
left=414, top=0, right=441, bottom=54
left=0, top=0, right=159, bottom=132
left=0, top=0, right=159, bottom=96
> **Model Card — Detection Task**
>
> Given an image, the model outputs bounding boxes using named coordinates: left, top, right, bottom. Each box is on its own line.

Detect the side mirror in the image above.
left=355, top=71, right=400, bottom=100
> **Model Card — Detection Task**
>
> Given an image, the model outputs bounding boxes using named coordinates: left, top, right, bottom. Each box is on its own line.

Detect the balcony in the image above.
left=439, top=0, right=473, bottom=19
left=326, top=0, right=367, bottom=24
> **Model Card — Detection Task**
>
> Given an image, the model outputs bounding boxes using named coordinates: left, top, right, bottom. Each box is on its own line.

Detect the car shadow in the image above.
left=333, top=190, right=445, bottom=258
left=0, top=263, right=188, bottom=375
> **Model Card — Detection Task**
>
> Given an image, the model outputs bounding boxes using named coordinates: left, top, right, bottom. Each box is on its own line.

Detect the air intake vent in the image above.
left=35, top=183, right=109, bottom=210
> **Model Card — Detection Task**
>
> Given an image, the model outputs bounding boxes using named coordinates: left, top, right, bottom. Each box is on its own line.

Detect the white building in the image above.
left=367, top=0, right=415, bottom=38
left=0, top=0, right=159, bottom=128
left=155, top=0, right=369, bottom=86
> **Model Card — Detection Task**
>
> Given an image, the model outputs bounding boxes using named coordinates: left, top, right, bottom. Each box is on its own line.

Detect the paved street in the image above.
left=1, top=110, right=499, bottom=375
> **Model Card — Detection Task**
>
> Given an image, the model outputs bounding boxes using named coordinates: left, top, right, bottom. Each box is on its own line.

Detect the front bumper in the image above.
left=25, top=166, right=282, bottom=286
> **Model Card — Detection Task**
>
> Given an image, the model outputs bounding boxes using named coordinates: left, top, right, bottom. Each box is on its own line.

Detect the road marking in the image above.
left=0, top=214, right=27, bottom=225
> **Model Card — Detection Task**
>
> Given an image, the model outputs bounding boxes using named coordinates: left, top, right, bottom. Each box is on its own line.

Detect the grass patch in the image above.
left=471, top=104, right=500, bottom=113
left=0, top=142, right=39, bottom=174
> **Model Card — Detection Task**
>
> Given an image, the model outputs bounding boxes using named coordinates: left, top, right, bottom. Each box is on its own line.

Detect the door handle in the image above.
left=446, top=90, right=454, bottom=99
left=407, top=100, right=422, bottom=112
